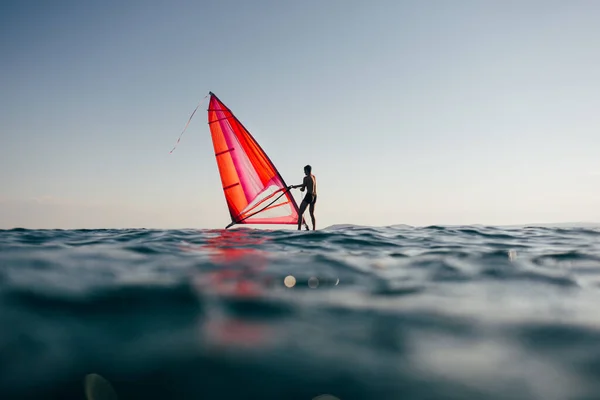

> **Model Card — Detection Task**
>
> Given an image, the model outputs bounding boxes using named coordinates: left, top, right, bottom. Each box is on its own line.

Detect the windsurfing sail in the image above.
left=207, top=92, right=307, bottom=229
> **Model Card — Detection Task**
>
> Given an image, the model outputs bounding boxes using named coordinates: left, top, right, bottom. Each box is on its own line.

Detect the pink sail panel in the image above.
left=207, top=92, right=301, bottom=225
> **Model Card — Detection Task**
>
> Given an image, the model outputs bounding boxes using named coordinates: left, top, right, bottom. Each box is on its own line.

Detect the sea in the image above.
left=1, top=224, right=600, bottom=400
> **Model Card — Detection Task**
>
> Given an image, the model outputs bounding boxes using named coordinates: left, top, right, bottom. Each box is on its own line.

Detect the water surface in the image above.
left=1, top=225, right=600, bottom=399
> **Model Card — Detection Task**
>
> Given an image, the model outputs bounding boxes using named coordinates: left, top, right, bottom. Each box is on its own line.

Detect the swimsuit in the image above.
left=303, top=193, right=317, bottom=205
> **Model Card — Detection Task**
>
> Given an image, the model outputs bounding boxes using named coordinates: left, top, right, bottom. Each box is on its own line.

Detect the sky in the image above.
left=1, top=0, right=599, bottom=229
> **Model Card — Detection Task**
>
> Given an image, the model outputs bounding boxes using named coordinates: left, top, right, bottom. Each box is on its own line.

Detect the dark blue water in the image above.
left=1, top=225, right=600, bottom=400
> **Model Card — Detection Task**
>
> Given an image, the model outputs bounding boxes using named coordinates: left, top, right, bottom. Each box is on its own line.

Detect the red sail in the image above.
left=207, top=92, right=302, bottom=227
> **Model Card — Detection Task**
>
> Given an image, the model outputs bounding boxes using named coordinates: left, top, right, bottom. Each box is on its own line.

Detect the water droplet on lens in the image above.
left=284, top=275, right=296, bottom=288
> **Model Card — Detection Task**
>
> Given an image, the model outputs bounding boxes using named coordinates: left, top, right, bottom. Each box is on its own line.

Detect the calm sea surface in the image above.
left=1, top=225, right=600, bottom=400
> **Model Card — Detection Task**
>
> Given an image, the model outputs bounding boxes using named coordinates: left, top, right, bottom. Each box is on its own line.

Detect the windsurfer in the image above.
left=290, top=165, right=317, bottom=230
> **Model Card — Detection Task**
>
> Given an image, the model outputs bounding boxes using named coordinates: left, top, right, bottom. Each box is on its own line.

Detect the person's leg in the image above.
left=309, top=196, right=316, bottom=230
left=298, top=200, right=308, bottom=230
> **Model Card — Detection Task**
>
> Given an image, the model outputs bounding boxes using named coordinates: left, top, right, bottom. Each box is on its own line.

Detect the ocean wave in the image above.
left=2, top=226, right=600, bottom=399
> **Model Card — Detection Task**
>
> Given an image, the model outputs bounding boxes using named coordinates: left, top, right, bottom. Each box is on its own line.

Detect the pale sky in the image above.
left=1, top=0, right=599, bottom=229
